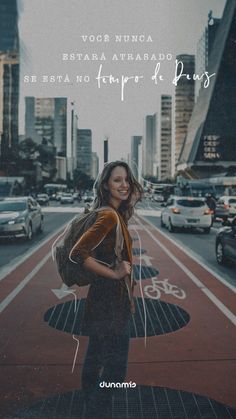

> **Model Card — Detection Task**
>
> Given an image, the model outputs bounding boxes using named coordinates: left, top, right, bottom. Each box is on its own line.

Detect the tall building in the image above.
left=77, top=129, right=92, bottom=176
left=143, top=114, right=157, bottom=177
left=175, top=54, right=195, bottom=165
left=0, top=0, right=19, bottom=52
left=25, top=97, right=67, bottom=154
left=0, top=0, right=19, bottom=165
left=196, top=12, right=221, bottom=99
left=0, top=52, right=20, bottom=159
left=130, top=136, right=142, bottom=179
left=158, top=95, right=172, bottom=180
left=91, top=152, right=99, bottom=180
left=178, top=1, right=236, bottom=178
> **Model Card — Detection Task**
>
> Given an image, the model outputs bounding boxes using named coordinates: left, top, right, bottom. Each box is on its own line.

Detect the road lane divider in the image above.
left=0, top=220, right=72, bottom=282
left=0, top=252, right=51, bottom=314
left=140, top=215, right=236, bottom=293
left=134, top=215, right=236, bottom=326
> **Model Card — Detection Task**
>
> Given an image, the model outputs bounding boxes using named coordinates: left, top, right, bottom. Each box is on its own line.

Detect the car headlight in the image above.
left=8, top=216, right=26, bottom=224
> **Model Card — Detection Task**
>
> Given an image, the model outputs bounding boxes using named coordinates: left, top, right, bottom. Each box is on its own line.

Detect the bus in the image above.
left=43, top=183, right=67, bottom=199
left=151, top=184, right=177, bottom=202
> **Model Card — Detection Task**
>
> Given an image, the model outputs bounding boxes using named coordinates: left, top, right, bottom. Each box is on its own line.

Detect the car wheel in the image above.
left=216, top=240, right=227, bottom=265
left=27, top=224, right=33, bottom=240
left=168, top=218, right=176, bottom=233
left=160, top=216, right=165, bottom=228
left=203, top=227, right=211, bottom=234
left=38, top=217, right=44, bottom=233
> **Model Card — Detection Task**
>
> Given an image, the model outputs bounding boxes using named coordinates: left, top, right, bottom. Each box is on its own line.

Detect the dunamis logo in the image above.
left=99, top=381, right=136, bottom=388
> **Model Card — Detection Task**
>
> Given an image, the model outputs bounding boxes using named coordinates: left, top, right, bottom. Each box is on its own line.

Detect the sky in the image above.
left=18, top=0, right=226, bottom=167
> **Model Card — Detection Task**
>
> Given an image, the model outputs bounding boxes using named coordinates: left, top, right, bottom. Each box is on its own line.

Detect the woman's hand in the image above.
left=113, top=261, right=131, bottom=279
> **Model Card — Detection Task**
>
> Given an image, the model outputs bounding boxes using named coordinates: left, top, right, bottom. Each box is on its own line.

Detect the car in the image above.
left=152, top=193, right=165, bottom=203
left=0, top=197, right=44, bottom=240
left=60, top=193, right=74, bottom=204
left=215, top=196, right=236, bottom=220
left=215, top=217, right=236, bottom=265
left=83, top=193, right=94, bottom=203
left=36, top=193, right=49, bottom=206
left=160, top=196, right=212, bottom=233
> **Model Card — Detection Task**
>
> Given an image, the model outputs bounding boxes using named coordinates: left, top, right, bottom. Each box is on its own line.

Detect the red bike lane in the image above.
left=0, top=215, right=236, bottom=418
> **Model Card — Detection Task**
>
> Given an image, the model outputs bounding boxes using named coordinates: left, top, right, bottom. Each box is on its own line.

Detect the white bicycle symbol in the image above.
left=144, top=277, right=186, bottom=300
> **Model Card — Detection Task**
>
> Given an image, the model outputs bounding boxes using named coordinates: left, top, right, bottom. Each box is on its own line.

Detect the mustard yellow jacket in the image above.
left=70, top=207, right=134, bottom=333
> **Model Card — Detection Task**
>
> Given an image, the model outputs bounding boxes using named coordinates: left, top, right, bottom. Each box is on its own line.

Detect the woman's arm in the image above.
left=83, top=257, right=131, bottom=280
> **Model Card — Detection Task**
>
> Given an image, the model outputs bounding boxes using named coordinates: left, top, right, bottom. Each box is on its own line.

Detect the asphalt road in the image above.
left=0, top=202, right=82, bottom=269
left=0, top=200, right=235, bottom=287
left=137, top=200, right=236, bottom=287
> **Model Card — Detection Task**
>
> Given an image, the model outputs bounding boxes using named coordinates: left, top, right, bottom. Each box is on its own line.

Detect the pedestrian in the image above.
left=70, top=161, right=143, bottom=419
left=205, top=194, right=216, bottom=223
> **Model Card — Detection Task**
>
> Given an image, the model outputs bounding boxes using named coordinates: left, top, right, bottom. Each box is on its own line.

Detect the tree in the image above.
left=73, top=169, right=94, bottom=190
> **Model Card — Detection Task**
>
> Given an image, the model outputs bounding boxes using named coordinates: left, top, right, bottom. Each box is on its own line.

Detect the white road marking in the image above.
left=0, top=252, right=51, bottom=314
left=134, top=216, right=236, bottom=326
left=0, top=220, right=72, bottom=282
left=136, top=209, right=161, bottom=217
left=42, top=206, right=84, bottom=213
left=141, top=216, right=236, bottom=293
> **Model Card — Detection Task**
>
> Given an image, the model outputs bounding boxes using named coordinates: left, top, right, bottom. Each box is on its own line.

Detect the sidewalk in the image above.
left=0, top=214, right=236, bottom=418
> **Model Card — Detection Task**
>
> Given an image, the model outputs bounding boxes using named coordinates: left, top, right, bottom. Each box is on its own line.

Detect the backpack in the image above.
left=52, top=206, right=123, bottom=287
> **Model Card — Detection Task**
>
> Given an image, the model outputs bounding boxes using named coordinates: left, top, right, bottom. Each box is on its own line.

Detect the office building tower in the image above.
left=159, top=95, right=172, bottom=180
left=175, top=54, right=195, bottom=165
left=130, top=136, right=142, bottom=180
left=77, top=129, right=92, bottom=176
left=25, top=97, right=67, bottom=154
left=0, top=0, right=19, bottom=52
left=196, top=12, right=221, bottom=99
left=143, top=114, right=157, bottom=177
left=178, top=1, right=236, bottom=178
left=0, top=52, right=19, bottom=159
left=104, top=137, right=108, bottom=164
left=91, top=152, right=99, bottom=180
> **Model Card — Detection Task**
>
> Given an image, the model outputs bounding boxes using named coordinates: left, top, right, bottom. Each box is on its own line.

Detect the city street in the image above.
left=0, top=201, right=236, bottom=418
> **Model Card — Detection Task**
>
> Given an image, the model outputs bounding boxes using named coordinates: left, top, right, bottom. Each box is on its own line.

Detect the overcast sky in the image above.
left=18, top=0, right=226, bottom=166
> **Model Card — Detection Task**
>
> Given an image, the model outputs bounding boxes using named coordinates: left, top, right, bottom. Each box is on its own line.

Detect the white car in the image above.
left=217, top=196, right=236, bottom=217
left=60, top=193, right=74, bottom=204
left=160, top=196, right=212, bottom=233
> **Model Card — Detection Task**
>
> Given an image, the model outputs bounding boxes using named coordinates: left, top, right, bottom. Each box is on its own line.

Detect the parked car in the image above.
left=0, top=197, right=44, bottom=240
left=215, top=196, right=236, bottom=220
left=160, top=196, right=212, bottom=233
left=215, top=217, right=236, bottom=265
left=60, top=193, right=74, bottom=204
left=36, top=193, right=49, bottom=206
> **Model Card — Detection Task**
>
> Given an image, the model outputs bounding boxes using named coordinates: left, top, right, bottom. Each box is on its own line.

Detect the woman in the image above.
left=70, top=161, right=143, bottom=419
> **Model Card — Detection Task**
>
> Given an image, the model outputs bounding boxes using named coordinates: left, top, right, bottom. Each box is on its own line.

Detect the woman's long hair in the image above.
left=93, top=161, right=143, bottom=223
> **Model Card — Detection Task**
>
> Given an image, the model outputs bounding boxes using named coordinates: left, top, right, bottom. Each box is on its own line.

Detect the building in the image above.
left=158, top=95, right=172, bottom=181
left=91, top=152, right=99, bottom=180
left=25, top=97, right=78, bottom=181
left=195, top=12, right=221, bottom=99
left=0, top=52, right=20, bottom=160
left=143, top=114, right=157, bottom=177
left=177, top=1, right=236, bottom=178
left=25, top=97, right=67, bottom=153
left=130, top=136, right=142, bottom=180
left=77, top=129, right=92, bottom=176
left=175, top=55, right=195, bottom=165
left=0, top=0, right=19, bottom=52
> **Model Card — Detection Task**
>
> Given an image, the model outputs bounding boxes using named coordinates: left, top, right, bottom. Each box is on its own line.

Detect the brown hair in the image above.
left=93, top=161, right=143, bottom=223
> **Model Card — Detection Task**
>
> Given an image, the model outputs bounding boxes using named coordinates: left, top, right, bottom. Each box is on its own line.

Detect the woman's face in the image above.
left=106, top=165, right=130, bottom=208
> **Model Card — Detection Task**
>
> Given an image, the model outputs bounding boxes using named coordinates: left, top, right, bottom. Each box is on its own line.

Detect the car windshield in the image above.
left=229, top=199, right=236, bottom=204
left=176, top=199, right=205, bottom=208
left=0, top=201, right=27, bottom=211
